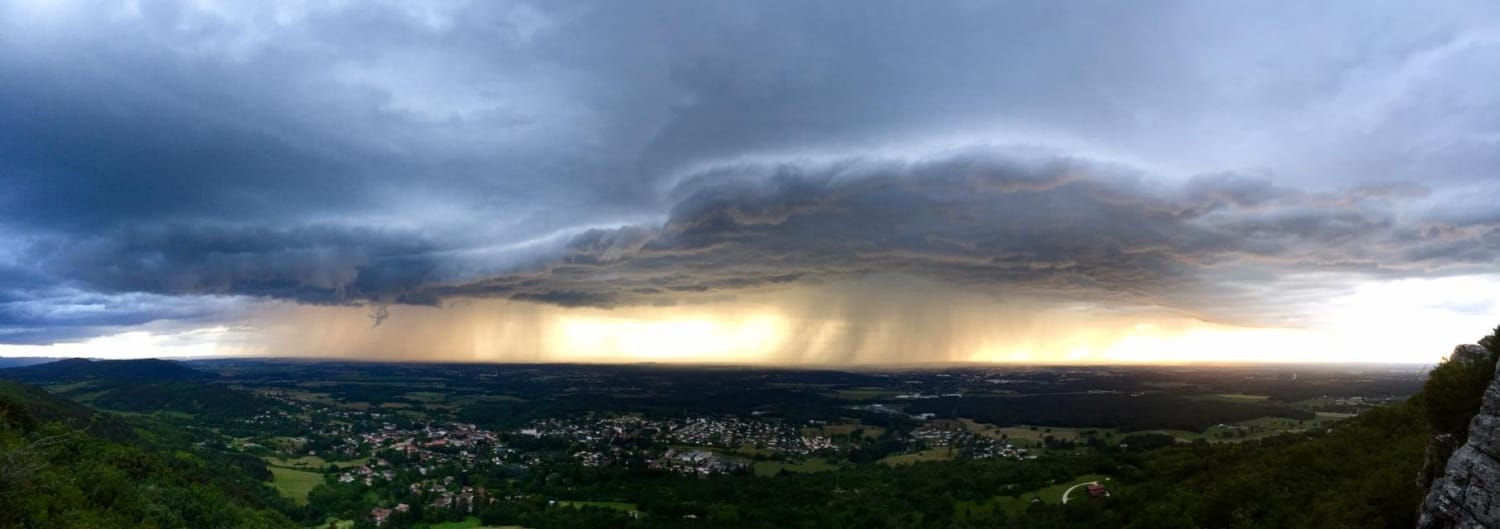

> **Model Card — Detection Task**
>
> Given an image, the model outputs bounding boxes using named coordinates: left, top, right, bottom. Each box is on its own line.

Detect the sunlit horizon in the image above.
left=6, top=272, right=1492, bottom=365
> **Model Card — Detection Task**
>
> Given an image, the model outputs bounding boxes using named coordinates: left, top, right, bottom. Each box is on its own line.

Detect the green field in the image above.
left=961, top=419, right=1120, bottom=447
left=278, top=390, right=344, bottom=407
left=403, top=391, right=449, bottom=402
left=423, top=516, right=525, bottom=529
left=827, top=387, right=895, bottom=401
left=878, top=447, right=954, bottom=466
left=44, top=381, right=95, bottom=393
left=265, top=454, right=367, bottom=470
left=555, top=500, right=638, bottom=514
left=992, top=474, right=1112, bottom=514
left=268, top=466, right=324, bottom=505
left=800, top=422, right=887, bottom=439
left=961, top=412, right=1354, bottom=447
left=753, top=458, right=841, bottom=476
left=1186, top=393, right=1273, bottom=403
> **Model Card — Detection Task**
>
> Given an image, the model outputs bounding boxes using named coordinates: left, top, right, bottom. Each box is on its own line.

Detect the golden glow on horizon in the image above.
left=3, top=275, right=1496, bottom=364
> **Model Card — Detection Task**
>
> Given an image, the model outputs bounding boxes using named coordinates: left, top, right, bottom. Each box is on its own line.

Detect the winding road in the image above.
left=1060, top=480, right=1102, bottom=504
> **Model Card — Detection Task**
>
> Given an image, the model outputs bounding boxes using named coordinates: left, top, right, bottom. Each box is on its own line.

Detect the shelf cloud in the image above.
left=1, top=0, right=1496, bottom=361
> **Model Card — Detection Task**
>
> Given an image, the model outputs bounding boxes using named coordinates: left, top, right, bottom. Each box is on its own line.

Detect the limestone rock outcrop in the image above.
left=1417, top=344, right=1500, bottom=528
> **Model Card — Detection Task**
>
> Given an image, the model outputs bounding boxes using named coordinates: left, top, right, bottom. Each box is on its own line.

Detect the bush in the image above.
left=1417, top=328, right=1499, bottom=439
left=1413, top=324, right=1499, bottom=485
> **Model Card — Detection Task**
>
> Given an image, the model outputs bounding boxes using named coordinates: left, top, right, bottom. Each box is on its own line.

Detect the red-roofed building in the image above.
left=370, top=507, right=393, bottom=526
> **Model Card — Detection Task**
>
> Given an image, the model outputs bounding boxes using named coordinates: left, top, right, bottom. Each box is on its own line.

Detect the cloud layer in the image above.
left=0, top=0, right=1497, bottom=359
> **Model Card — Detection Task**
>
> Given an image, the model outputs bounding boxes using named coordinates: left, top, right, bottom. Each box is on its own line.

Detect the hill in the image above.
left=0, top=357, right=216, bottom=382
left=0, top=379, right=297, bottom=528
left=0, top=358, right=276, bottom=419
left=0, top=380, right=137, bottom=442
left=0, top=357, right=62, bottom=369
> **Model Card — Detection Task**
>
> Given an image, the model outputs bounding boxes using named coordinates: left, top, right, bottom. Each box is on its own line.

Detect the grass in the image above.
left=989, top=474, right=1112, bottom=515
left=279, top=390, right=344, bottom=407
left=67, top=390, right=111, bottom=403
left=555, top=501, right=638, bottom=514
left=45, top=381, right=95, bottom=393
left=753, top=458, right=841, bottom=476
left=1315, top=411, right=1357, bottom=419
left=265, top=455, right=367, bottom=471
left=1034, top=474, right=1110, bottom=502
left=960, top=420, right=1119, bottom=447
left=878, top=447, right=954, bottom=466
left=959, top=412, right=1355, bottom=447
left=1186, top=393, right=1273, bottom=403
left=422, top=516, right=525, bottom=529
left=154, top=410, right=197, bottom=420
left=268, top=466, right=324, bottom=505
left=828, top=388, right=895, bottom=401
left=731, top=442, right=777, bottom=457
left=800, top=422, right=887, bottom=439
left=403, top=391, right=449, bottom=403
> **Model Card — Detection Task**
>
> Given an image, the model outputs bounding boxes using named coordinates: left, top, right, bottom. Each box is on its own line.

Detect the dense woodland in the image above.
left=0, top=326, right=1493, bottom=529
left=0, top=381, right=297, bottom=529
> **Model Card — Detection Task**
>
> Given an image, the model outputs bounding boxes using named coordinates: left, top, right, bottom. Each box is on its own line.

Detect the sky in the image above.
left=1, top=0, right=1497, bottom=364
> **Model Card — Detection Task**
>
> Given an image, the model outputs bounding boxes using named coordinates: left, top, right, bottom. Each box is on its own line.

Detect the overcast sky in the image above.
left=1, top=0, right=1497, bottom=363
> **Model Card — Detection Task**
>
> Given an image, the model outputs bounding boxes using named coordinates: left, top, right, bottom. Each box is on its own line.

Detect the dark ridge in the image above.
left=0, top=379, right=136, bottom=442
left=0, top=357, right=61, bottom=369
left=0, top=357, right=216, bottom=382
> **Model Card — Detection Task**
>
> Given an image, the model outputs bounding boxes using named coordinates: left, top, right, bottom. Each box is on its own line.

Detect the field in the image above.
left=960, top=411, right=1355, bottom=446
left=555, top=500, right=639, bottom=514
left=961, top=420, right=1124, bottom=447
left=878, top=447, right=954, bottom=466
left=800, top=422, right=887, bottom=439
left=983, top=474, right=1112, bottom=515
left=268, top=466, right=324, bottom=505
left=1187, top=393, right=1274, bottom=403
left=827, top=387, right=896, bottom=401
left=264, top=455, right=367, bottom=470
left=423, top=517, right=524, bottom=529
left=754, top=458, right=841, bottom=476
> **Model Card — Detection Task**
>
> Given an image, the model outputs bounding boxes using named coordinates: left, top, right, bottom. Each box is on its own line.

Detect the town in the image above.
left=237, top=391, right=1045, bottom=526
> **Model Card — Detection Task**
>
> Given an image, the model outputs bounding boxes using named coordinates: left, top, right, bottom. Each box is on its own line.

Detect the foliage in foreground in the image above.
left=0, top=381, right=296, bottom=529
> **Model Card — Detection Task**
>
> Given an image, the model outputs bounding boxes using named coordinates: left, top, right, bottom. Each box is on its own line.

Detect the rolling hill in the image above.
left=0, top=358, right=277, bottom=418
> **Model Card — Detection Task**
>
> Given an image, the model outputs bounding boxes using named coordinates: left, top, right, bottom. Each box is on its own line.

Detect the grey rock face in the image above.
left=1418, top=344, right=1500, bottom=529
left=1454, top=344, right=1493, bottom=366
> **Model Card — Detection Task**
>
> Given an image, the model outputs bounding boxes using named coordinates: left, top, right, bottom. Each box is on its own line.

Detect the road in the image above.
left=1060, top=480, right=1101, bottom=504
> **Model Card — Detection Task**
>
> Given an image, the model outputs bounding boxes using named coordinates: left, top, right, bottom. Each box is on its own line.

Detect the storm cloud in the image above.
left=0, top=0, right=1497, bottom=359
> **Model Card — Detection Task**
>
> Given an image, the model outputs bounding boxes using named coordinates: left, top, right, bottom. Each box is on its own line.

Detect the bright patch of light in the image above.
left=553, top=314, right=788, bottom=362
left=0, top=326, right=256, bottom=359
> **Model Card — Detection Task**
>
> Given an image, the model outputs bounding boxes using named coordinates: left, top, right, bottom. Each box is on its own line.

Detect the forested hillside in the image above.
left=0, top=358, right=279, bottom=419
left=0, top=380, right=296, bottom=529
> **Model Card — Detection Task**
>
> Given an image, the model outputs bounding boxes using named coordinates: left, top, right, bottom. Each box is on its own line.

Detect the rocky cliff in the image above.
left=1418, top=344, right=1500, bottom=529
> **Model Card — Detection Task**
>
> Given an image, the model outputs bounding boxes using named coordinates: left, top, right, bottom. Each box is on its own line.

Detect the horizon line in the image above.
left=0, top=354, right=1438, bottom=370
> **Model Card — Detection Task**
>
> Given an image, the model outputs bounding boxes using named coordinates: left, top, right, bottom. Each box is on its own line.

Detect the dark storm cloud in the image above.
left=0, top=0, right=1497, bottom=343
left=0, top=287, right=245, bottom=344
left=421, top=155, right=1499, bottom=325
left=34, top=223, right=442, bottom=303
